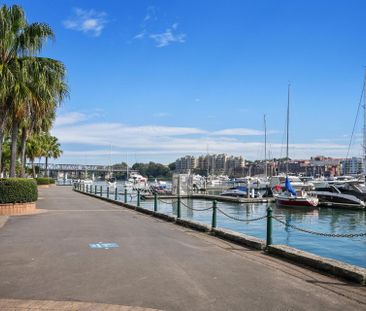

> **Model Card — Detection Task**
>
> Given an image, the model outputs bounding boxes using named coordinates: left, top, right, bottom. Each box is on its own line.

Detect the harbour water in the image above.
left=93, top=182, right=366, bottom=268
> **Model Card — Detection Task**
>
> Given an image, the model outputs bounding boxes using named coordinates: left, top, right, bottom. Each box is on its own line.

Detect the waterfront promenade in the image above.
left=0, top=187, right=365, bottom=310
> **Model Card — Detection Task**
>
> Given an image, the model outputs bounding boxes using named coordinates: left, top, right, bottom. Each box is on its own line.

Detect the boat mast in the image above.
left=286, top=83, right=290, bottom=175
left=364, top=68, right=366, bottom=181
left=264, top=114, right=267, bottom=179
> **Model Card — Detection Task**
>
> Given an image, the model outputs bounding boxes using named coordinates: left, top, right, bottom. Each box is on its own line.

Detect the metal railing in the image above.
left=73, top=182, right=366, bottom=247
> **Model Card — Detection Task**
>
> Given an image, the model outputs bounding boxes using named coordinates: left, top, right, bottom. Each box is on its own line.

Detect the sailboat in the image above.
left=274, top=84, right=319, bottom=208
left=105, top=145, right=117, bottom=188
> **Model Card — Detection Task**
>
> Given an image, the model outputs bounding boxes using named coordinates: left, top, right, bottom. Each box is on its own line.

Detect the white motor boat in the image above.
left=106, top=177, right=117, bottom=188
left=80, top=179, right=93, bottom=185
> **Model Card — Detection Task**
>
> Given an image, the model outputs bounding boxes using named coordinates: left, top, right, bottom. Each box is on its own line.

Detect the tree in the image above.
left=168, top=162, right=176, bottom=171
left=0, top=5, right=67, bottom=177
left=26, top=134, right=43, bottom=177
left=41, top=134, right=62, bottom=177
left=132, top=162, right=171, bottom=179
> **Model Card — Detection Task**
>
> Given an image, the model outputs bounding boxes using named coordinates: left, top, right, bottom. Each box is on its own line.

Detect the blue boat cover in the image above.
left=285, top=176, right=297, bottom=196
left=237, top=186, right=248, bottom=192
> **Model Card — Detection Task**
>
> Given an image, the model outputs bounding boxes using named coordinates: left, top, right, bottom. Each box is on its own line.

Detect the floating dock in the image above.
left=142, top=193, right=274, bottom=204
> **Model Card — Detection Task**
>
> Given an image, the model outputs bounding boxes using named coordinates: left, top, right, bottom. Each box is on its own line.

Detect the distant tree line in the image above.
left=132, top=162, right=172, bottom=179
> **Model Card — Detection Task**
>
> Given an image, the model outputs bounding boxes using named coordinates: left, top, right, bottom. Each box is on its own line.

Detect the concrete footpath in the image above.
left=0, top=187, right=365, bottom=311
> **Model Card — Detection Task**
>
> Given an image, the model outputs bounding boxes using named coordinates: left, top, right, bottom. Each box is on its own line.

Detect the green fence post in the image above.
left=211, top=200, right=217, bottom=229
left=266, top=207, right=272, bottom=247
left=94, top=185, right=97, bottom=194
left=83, top=184, right=85, bottom=192
left=86, top=185, right=88, bottom=193
left=154, top=193, right=158, bottom=212
left=177, top=175, right=181, bottom=218
left=114, top=187, right=118, bottom=200
left=124, top=189, right=127, bottom=203
left=90, top=185, right=93, bottom=194
left=137, top=190, right=140, bottom=207
left=177, top=196, right=181, bottom=219
left=100, top=186, right=103, bottom=196
left=107, top=186, right=109, bottom=198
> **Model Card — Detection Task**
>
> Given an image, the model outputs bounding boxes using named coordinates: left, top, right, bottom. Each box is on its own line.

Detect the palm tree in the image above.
left=0, top=5, right=67, bottom=177
left=26, top=134, right=43, bottom=178
left=41, top=134, right=62, bottom=177
left=19, top=110, right=55, bottom=177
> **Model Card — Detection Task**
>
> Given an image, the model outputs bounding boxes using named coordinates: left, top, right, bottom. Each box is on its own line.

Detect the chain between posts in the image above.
left=217, top=207, right=267, bottom=222
left=157, top=197, right=178, bottom=205
left=180, top=199, right=213, bottom=211
left=272, top=216, right=366, bottom=238
left=76, top=187, right=365, bottom=239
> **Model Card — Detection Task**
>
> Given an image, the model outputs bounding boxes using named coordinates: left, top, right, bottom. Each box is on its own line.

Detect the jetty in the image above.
left=0, top=186, right=365, bottom=311
left=142, top=193, right=274, bottom=203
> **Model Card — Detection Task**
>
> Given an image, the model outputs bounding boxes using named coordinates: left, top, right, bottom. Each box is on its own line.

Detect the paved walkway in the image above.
left=0, top=186, right=365, bottom=311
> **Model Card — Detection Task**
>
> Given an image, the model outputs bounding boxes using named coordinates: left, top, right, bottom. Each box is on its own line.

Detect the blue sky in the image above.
left=6, top=0, right=366, bottom=164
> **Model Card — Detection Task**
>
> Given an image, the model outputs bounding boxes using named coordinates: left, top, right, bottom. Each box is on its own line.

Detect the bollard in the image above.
left=83, top=184, right=85, bottom=192
left=107, top=187, right=109, bottom=198
left=90, top=185, right=92, bottom=194
left=211, top=200, right=217, bottom=229
left=154, top=193, right=158, bottom=212
left=100, top=186, right=102, bottom=196
left=114, top=187, right=118, bottom=200
left=266, top=207, right=272, bottom=247
left=124, top=188, right=127, bottom=203
left=177, top=196, right=181, bottom=219
left=177, top=175, right=181, bottom=218
left=94, top=185, right=97, bottom=195
left=137, top=190, right=140, bottom=207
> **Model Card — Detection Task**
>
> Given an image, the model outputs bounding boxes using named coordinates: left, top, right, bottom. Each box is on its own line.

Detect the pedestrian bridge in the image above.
left=27, top=163, right=135, bottom=179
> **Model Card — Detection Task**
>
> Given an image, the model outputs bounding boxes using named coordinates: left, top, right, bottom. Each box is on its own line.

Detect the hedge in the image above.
left=35, top=177, right=54, bottom=185
left=0, top=178, right=38, bottom=204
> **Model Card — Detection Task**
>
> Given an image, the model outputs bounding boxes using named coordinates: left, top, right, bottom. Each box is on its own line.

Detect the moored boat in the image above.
left=274, top=84, right=319, bottom=208
left=220, top=186, right=248, bottom=197
left=275, top=192, right=319, bottom=208
left=311, top=186, right=365, bottom=209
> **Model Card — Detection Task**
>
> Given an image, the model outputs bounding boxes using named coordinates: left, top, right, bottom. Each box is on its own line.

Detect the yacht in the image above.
left=220, top=186, right=248, bottom=197
left=274, top=84, right=319, bottom=208
left=106, top=177, right=117, bottom=188
left=335, top=182, right=366, bottom=202
left=80, top=179, right=93, bottom=185
left=310, top=185, right=365, bottom=208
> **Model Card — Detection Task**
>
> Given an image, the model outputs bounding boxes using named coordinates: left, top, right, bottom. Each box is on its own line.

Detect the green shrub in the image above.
left=35, top=177, right=53, bottom=185
left=0, top=178, right=38, bottom=204
left=49, top=178, right=55, bottom=184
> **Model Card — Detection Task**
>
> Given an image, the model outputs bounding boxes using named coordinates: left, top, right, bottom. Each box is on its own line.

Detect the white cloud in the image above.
left=52, top=112, right=360, bottom=163
left=134, top=7, right=186, bottom=48
left=144, top=6, right=157, bottom=22
left=212, top=128, right=264, bottom=136
left=63, top=8, right=107, bottom=37
left=55, top=112, right=87, bottom=126
left=149, top=24, right=186, bottom=48
left=133, top=31, right=146, bottom=39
